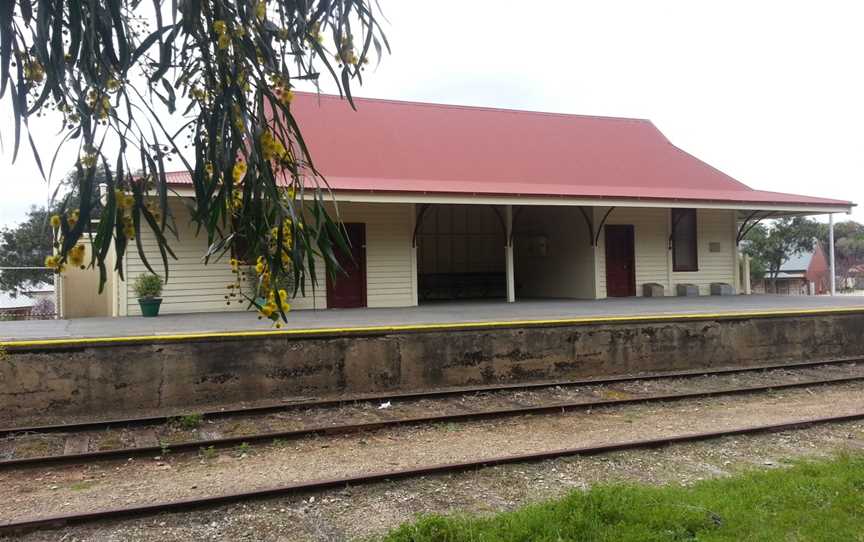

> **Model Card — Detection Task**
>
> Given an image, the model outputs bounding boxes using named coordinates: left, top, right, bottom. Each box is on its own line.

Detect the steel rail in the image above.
left=2, top=373, right=863, bottom=469
left=2, top=410, right=864, bottom=535
left=2, top=356, right=861, bottom=439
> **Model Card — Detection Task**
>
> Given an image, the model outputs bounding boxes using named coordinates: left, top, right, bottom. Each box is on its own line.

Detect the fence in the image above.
left=752, top=277, right=824, bottom=296
left=0, top=267, right=58, bottom=321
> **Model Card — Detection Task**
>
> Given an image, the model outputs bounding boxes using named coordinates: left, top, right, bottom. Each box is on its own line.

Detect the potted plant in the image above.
left=134, top=273, right=164, bottom=317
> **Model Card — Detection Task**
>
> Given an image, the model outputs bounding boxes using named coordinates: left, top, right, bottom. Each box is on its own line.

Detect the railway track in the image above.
left=2, top=410, right=863, bottom=536
left=1, top=371, right=863, bottom=469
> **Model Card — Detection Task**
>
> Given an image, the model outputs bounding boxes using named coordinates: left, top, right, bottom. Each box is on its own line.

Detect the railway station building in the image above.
left=64, top=93, right=853, bottom=317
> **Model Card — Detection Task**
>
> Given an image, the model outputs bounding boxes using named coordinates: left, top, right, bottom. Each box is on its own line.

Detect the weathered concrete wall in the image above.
left=2, top=312, right=863, bottom=418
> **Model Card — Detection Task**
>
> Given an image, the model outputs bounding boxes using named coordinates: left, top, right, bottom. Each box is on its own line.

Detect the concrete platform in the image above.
left=5, top=295, right=864, bottom=417
left=2, top=294, right=864, bottom=343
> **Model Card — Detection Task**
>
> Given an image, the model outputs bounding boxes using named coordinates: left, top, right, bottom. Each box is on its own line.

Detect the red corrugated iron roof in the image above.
left=166, top=93, right=852, bottom=209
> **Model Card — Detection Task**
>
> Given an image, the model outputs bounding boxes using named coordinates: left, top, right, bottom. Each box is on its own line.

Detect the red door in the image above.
left=326, top=223, right=367, bottom=308
left=605, top=225, right=636, bottom=297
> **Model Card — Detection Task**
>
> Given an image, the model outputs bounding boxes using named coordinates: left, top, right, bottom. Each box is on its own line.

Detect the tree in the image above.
left=0, top=206, right=53, bottom=295
left=835, top=236, right=864, bottom=288
left=742, top=217, right=820, bottom=289
left=816, top=220, right=864, bottom=250
left=0, top=166, right=104, bottom=294
left=815, top=220, right=864, bottom=288
left=0, top=1, right=388, bottom=323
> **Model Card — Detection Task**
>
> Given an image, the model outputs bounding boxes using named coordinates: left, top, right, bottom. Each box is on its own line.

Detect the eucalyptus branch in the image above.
left=0, top=0, right=388, bottom=323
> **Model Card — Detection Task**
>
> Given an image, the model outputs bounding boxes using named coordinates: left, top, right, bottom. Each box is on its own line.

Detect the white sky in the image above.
left=1, top=0, right=862, bottom=228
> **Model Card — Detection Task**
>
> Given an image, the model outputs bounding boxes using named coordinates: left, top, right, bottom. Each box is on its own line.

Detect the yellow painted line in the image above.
left=3, top=306, right=864, bottom=349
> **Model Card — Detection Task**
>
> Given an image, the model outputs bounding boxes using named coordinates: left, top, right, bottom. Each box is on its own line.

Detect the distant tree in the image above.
left=816, top=220, right=864, bottom=249
left=741, top=224, right=770, bottom=281
left=742, top=217, right=820, bottom=289
left=745, top=245, right=768, bottom=281
left=0, top=206, right=53, bottom=295
left=0, top=167, right=106, bottom=295
left=835, top=236, right=864, bottom=288
left=815, top=220, right=864, bottom=287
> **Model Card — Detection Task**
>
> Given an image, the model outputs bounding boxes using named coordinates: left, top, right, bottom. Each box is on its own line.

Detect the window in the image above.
left=672, top=208, right=698, bottom=272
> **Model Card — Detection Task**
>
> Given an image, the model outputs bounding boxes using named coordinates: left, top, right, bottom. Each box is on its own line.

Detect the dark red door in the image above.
left=605, top=225, right=636, bottom=297
left=326, top=223, right=367, bottom=308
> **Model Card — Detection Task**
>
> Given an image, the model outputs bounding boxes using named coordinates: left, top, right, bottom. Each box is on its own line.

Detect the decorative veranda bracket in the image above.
left=578, top=207, right=595, bottom=246
left=592, top=207, right=616, bottom=246
left=412, top=204, right=433, bottom=248
left=736, top=210, right=775, bottom=246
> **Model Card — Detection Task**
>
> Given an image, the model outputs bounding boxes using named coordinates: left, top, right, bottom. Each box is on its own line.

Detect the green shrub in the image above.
left=199, top=445, right=217, bottom=460
left=171, top=413, right=203, bottom=430
left=133, top=273, right=163, bottom=299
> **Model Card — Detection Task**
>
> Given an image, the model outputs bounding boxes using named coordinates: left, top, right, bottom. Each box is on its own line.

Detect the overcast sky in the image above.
left=1, top=0, right=861, bottom=228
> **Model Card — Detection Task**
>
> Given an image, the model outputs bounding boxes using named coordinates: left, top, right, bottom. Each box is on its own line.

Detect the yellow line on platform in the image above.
left=3, top=306, right=864, bottom=349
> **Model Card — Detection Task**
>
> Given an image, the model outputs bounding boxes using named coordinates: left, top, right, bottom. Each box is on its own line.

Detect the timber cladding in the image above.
left=2, top=311, right=863, bottom=418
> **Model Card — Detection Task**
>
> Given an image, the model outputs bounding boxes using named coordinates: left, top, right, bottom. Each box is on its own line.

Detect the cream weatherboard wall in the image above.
left=122, top=199, right=417, bottom=315
left=57, top=238, right=115, bottom=318
left=119, top=198, right=738, bottom=314
left=333, top=201, right=417, bottom=308
left=669, top=208, right=739, bottom=294
left=594, top=207, right=737, bottom=298
left=122, top=198, right=249, bottom=316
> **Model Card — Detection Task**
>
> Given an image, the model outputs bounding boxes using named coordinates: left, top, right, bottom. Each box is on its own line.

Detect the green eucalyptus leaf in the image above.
left=0, top=0, right=389, bottom=322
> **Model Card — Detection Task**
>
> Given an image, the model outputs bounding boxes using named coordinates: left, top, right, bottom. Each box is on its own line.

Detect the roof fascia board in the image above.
left=167, top=187, right=851, bottom=214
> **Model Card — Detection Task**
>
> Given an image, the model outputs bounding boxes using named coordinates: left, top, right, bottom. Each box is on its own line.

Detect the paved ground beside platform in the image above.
left=2, top=295, right=864, bottom=342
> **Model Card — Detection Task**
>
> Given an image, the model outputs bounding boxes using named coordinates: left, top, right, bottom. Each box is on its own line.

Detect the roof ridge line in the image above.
left=644, top=120, right=756, bottom=192
left=292, top=90, right=653, bottom=124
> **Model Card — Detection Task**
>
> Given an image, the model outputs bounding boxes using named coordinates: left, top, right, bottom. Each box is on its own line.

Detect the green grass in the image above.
left=198, top=445, right=217, bottom=460
left=236, top=441, right=252, bottom=456
left=379, top=454, right=864, bottom=542
left=69, top=480, right=98, bottom=491
left=170, top=413, right=204, bottom=430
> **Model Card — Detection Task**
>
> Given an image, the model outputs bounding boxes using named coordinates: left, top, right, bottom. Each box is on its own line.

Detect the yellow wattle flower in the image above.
left=280, top=89, right=294, bottom=106
left=81, top=153, right=98, bottom=168
left=23, top=59, right=45, bottom=83
left=259, top=302, right=276, bottom=317
left=69, top=244, right=85, bottom=266
left=233, top=161, right=247, bottom=182
left=218, top=34, right=231, bottom=50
